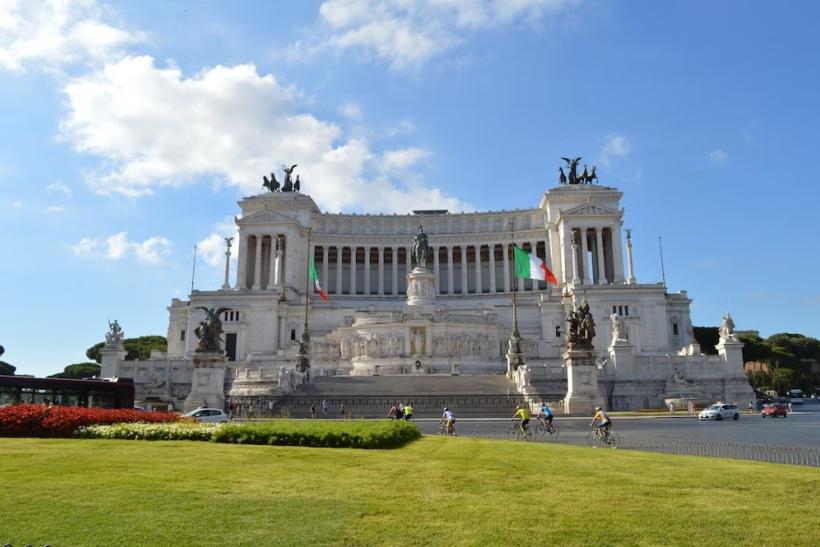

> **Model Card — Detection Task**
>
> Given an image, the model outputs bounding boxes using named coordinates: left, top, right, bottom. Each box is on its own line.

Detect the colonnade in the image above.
left=235, top=233, right=286, bottom=290
left=567, top=226, right=623, bottom=285
left=312, top=240, right=551, bottom=296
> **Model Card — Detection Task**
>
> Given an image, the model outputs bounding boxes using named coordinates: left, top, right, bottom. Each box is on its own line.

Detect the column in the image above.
left=406, top=245, right=412, bottom=274
left=433, top=246, right=440, bottom=294
left=580, top=228, right=590, bottom=284
left=235, top=233, right=248, bottom=289
left=626, top=230, right=636, bottom=284
left=222, top=238, right=232, bottom=289
left=350, top=246, right=357, bottom=295
left=364, top=246, right=371, bottom=295
left=613, top=229, right=625, bottom=283
left=596, top=229, right=607, bottom=285
left=460, top=245, right=468, bottom=295
left=503, top=244, right=510, bottom=292
left=447, top=246, right=454, bottom=295
left=267, top=236, right=277, bottom=290
left=475, top=244, right=483, bottom=293
left=378, top=247, right=384, bottom=295
left=489, top=243, right=496, bottom=293
left=571, top=232, right=581, bottom=284
left=530, top=241, right=538, bottom=290
left=336, top=246, right=343, bottom=295
left=392, top=246, right=398, bottom=296
left=276, top=235, right=285, bottom=290
left=322, top=245, right=329, bottom=293
left=252, top=235, right=263, bottom=290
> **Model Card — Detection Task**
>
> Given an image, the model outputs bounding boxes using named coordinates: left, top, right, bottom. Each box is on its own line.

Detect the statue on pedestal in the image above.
left=609, top=314, right=628, bottom=345
left=194, top=307, right=231, bottom=353
left=719, top=312, right=736, bottom=341
left=104, top=319, right=125, bottom=349
left=566, top=299, right=595, bottom=350
left=411, top=225, right=429, bottom=269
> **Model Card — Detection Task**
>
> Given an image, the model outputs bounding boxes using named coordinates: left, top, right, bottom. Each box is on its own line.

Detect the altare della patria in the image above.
left=99, top=159, right=753, bottom=415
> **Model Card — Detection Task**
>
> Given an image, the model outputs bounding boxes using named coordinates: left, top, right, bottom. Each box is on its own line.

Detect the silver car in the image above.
left=698, top=403, right=740, bottom=421
left=184, top=407, right=229, bottom=423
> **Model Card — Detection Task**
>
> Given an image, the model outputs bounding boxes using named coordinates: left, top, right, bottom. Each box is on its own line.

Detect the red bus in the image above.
left=0, top=376, right=135, bottom=409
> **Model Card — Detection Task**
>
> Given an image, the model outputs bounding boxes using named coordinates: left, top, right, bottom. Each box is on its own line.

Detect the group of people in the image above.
left=387, top=402, right=415, bottom=421
left=511, top=402, right=612, bottom=439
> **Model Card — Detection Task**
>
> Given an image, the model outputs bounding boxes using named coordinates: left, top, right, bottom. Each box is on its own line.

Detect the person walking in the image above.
left=403, top=402, right=414, bottom=421
left=321, top=399, right=329, bottom=416
left=339, top=402, right=346, bottom=419
left=310, top=403, right=317, bottom=419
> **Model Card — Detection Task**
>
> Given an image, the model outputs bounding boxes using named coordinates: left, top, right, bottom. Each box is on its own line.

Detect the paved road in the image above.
left=415, top=400, right=820, bottom=448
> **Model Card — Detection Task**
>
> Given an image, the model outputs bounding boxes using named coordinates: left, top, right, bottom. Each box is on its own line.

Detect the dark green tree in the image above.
left=692, top=327, right=719, bottom=355
left=49, top=362, right=102, bottom=379
left=85, top=335, right=168, bottom=363
left=0, top=361, right=15, bottom=375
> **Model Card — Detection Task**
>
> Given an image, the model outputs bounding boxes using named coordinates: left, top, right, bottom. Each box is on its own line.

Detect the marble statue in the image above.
left=104, top=319, right=125, bottom=349
left=194, top=307, right=231, bottom=353
left=610, top=313, right=628, bottom=344
left=719, top=312, right=736, bottom=340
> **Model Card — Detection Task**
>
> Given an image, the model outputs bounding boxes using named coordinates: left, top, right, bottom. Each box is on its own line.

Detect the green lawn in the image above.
left=2, top=436, right=819, bottom=546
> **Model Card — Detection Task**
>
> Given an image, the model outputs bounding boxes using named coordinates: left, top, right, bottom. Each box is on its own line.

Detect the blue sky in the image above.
left=2, top=0, right=819, bottom=376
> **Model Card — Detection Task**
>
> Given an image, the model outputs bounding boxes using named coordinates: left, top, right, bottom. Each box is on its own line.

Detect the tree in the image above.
left=49, top=362, right=102, bottom=379
left=85, top=335, right=168, bottom=363
left=693, top=327, right=719, bottom=355
left=0, top=361, right=15, bottom=375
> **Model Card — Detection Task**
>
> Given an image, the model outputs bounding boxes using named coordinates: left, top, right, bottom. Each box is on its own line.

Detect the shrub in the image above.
left=76, top=422, right=219, bottom=441
left=211, top=420, right=420, bottom=449
left=0, top=404, right=179, bottom=438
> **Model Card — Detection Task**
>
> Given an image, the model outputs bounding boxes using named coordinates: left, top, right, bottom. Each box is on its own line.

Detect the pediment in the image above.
left=561, top=203, right=620, bottom=217
left=237, top=210, right=298, bottom=225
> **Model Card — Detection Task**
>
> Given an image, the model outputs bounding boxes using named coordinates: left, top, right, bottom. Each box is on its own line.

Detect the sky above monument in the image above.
left=2, top=0, right=819, bottom=376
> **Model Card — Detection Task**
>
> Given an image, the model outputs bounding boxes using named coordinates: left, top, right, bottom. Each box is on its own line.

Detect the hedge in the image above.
left=0, top=404, right=179, bottom=437
left=76, top=422, right=218, bottom=441
left=212, top=419, right=421, bottom=449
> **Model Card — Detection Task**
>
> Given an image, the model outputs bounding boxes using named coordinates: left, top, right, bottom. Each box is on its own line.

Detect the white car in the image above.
left=185, top=407, right=229, bottom=423
left=698, top=403, right=740, bottom=421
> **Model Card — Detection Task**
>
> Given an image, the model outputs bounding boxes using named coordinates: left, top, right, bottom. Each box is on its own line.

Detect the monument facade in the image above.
left=111, top=163, right=753, bottom=410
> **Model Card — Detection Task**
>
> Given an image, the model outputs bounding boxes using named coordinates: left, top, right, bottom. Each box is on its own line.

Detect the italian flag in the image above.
left=309, top=257, right=329, bottom=301
left=513, top=245, right=558, bottom=285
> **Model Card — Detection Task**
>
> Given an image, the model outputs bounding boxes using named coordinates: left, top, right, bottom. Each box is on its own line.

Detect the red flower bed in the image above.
left=0, top=404, right=180, bottom=437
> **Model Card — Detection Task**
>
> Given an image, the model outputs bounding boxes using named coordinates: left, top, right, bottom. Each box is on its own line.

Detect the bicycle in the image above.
left=439, top=421, right=456, bottom=436
left=507, top=420, right=534, bottom=441
left=588, top=425, right=618, bottom=448
left=534, top=418, right=559, bottom=439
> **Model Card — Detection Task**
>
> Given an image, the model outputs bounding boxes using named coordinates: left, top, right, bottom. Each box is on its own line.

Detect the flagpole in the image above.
left=507, top=220, right=522, bottom=375
left=509, top=220, right=518, bottom=330
left=297, top=227, right=312, bottom=375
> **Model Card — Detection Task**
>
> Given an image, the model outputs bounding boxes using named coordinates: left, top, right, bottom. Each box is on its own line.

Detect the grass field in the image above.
left=2, top=436, right=819, bottom=546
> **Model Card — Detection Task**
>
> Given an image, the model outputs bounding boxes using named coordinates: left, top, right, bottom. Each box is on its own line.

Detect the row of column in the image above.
left=235, top=233, right=285, bottom=290
left=313, top=241, right=550, bottom=296
left=569, top=226, right=623, bottom=285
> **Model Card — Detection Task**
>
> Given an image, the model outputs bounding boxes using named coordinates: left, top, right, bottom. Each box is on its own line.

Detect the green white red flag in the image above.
left=513, top=245, right=557, bottom=284
left=309, top=256, right=329, bottom=301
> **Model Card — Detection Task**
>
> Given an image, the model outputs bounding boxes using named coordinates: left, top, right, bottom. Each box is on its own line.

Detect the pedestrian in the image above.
left=788, top=401, right=793, bottom=413
left=228, top=400, right=234, bottom=419
left=339, top=402, right=346, bottom=419
left=268, top=399, right=274, bottom=417
left=687, top=400, right=695, bottom=416
left=667, top=401, right=674, bottom=415
left=403, top=402, right=414, bottom=421
left=322, top=399, right=328, bottom=416
left=146, top=402, right=154, bottom=412
left=310, top=403, right=317, bottom=419
left=748, top=401, right=754, bottom=414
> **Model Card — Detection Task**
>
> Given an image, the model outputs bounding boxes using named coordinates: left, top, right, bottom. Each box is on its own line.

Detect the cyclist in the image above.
left=440, top=407, right=456, bottom=436
left=512, top=403, right=531, bottom=434
left=538, top=401, right=554, bottom=429
left=590, top=406, right=612, bottom=440
left=403, top=402, right=414, bottom=421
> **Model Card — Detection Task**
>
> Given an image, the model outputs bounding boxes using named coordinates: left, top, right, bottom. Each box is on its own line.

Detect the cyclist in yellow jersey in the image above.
left=512, top=404, right=531, bottom=434
left=590, top=406, right=612, bottom=438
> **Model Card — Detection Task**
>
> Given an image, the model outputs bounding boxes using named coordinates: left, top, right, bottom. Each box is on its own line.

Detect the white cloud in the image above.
left=709, top=149, right=728, bottom=165
left=60, top=55, right=471, bottom=213
left=292, top=0, right=582, bottom=71
left=339, top=101, right=362, bottom=120
left=600, top=133, right=631, bottom=167
left=70, top=231, right=172, bottom=264
left=0, top=0, right=144, bottom=72
left=386, top=119, right=415, bottom=136
left=197, top=219, right=239, bottom=269
left=46, top=181, right=73, bottom=198
left=45, top=205, right=65, bottom=213
left=380, top=147, right=431, bottom=175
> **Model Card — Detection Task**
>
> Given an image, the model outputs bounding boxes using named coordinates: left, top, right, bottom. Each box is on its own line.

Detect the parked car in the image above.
left=184, top=407, right=229, bottom=423
left=698, top=403, right=740, bottom=421
left=761, top=403, right=788, bottom=418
